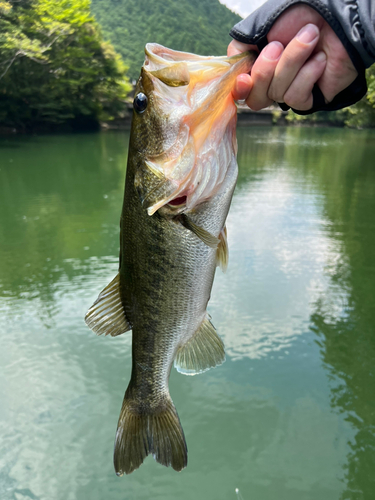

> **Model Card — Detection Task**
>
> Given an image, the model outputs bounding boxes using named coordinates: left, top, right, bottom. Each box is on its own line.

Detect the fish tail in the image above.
left=113, top=396, right=187, bottom=475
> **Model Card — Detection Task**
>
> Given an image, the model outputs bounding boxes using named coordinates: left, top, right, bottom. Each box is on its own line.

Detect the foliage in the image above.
left=90, top=0, right=241, bottom=81
left=344, top=66, right=375, bottom=128
left=0, top=0, right=131, bottom=131
left=285, top=108, right=348, bottom=126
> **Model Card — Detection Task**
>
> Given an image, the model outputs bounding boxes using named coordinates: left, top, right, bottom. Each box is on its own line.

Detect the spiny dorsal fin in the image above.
left=179, top=214, right=220, bottom=249
left=174, top=315, right=225, bottom=375
left=85, top=273, right=131, bottom=337
left=216, top=226, right=228, bottom=272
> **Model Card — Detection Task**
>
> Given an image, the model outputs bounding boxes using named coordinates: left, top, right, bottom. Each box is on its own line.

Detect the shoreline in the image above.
left=0, top=106, right=348, bottom=136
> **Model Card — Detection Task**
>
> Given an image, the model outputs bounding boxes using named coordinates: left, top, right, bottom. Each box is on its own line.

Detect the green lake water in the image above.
left=1, top=126, right=375, bottom=500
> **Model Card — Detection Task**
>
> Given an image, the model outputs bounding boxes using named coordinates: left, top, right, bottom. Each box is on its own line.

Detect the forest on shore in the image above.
left=0, top=0, right=240, bottom=131
left=0, top=0, right=131, bottom=132
left=90, top=0, right=241, bottom=82
left=0, top=0, right=375, bottom=132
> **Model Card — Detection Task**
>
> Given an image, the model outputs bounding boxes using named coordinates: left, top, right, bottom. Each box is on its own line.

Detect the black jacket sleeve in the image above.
left=230, top=0, right=375, bottom=114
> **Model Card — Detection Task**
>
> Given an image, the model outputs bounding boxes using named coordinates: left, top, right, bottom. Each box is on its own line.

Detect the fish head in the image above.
left=132, top=43, right=256, bottom=216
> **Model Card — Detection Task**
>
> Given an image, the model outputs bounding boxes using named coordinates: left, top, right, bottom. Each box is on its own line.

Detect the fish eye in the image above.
left=133, top=92, right=148, bottom=114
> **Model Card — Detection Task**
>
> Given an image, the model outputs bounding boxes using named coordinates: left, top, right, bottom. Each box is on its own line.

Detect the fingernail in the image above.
left=262, top=42, right=283, bottom=61
left=315, top=51, right=327, bottom=62
left=296, top=24, right=319, bottom=44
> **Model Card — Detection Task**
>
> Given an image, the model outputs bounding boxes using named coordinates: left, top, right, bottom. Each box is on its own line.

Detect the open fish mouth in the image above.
left=134, top=44, right=256, bottom=215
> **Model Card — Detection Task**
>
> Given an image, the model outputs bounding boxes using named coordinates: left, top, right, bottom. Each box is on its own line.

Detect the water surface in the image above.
left=1, top=127, right=374, bottom=500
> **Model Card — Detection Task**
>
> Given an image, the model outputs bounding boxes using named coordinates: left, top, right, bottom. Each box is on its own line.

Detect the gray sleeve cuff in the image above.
left=230, top=0, right=375, bottom=70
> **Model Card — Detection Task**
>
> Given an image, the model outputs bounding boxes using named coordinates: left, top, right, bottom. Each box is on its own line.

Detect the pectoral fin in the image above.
left=179, top=214, right=220, bottom=249
left=216, top=226, right=228, bottom=272
left=85, top=273, right=131, bottom=337
left=174, top=315, right=225, bottom=375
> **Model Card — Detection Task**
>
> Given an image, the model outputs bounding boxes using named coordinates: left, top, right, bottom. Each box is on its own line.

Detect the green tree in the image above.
left=344, top=65, right=375, bottom=127
left=0, top=0, right=131, bottom=131
left=90, top=0, right=241, bottom=81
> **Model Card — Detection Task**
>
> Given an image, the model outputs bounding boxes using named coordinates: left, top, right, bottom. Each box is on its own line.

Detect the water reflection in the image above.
left=303, top=127, right=375, bottom=499
left=236, top=126, right=375, bottom=498
left=214, top=127, right=355, bottom=360
left=1, top=128, right=375, bottom=499
left=218, top=127, right=375, bottom=497
left=0, top=133, right=128, bottom=316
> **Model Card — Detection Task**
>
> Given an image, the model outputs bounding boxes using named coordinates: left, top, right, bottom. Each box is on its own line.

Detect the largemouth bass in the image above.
left=85, top=44, right=255, bottom=475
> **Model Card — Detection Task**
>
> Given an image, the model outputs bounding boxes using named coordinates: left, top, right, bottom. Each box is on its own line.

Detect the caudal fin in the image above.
left=114, top=397, right=187, bottom=475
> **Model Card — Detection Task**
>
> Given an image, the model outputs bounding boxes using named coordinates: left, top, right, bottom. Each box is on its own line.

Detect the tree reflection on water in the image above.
left=1, top=127, right=374, bottom=498
left=237, top=126, right=375, bottom=497
left=306, top=129, right=375, bottom=499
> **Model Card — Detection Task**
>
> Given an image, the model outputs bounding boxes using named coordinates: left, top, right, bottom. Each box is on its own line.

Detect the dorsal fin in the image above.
left=174, top=314, right=225, bottom=375
left=85, top=273, right=131, bottom=337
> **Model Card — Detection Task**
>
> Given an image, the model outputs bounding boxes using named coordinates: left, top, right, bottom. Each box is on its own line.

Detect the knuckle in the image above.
left=328, top=56, right=346, bottom=74
left=331, top=41, right=349, bottom=61
left=268, top=85, right=283, bottom=103
left=327, top=44, right=355, bottom=74
left=284, top=93, right=311, bottom=110
left=247, top=96, right=272, bottom=111
left=251, top=66, right=271, bottom=83
left=247, top=101, right=264, bottom=112
left=268, top=90, right=283, bottom=102
left=283, top=94, right=296, bottom=108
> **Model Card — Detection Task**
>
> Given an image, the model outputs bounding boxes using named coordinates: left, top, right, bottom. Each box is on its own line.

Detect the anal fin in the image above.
left=174, top=315, right=225, bottom=376
left=85, top=273, right=131, bottom=337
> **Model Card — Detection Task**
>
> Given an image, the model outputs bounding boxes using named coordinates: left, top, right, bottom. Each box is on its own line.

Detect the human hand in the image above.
left=227, top=4, right=358, bottom=112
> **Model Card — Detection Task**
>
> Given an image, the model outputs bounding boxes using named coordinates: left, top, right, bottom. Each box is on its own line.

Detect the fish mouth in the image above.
left=138, top=44, right=256, bottom=216
left=168, top=195, right=187, bottom=206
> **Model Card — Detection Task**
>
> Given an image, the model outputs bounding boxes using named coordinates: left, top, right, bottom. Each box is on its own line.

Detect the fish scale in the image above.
left=85, top=44, right=256, bottom=475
